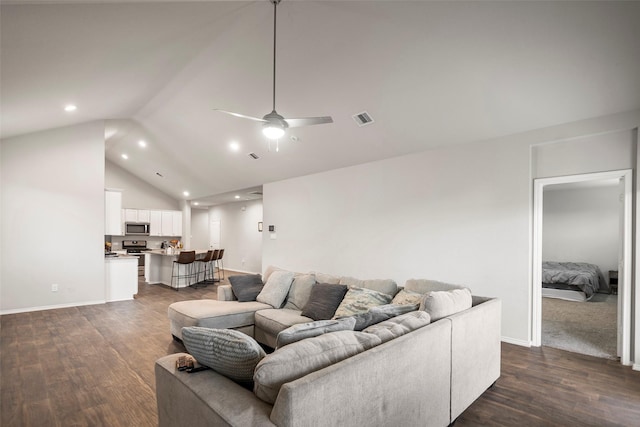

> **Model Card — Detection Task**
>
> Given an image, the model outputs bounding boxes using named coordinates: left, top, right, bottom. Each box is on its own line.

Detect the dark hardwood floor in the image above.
left=2, top=275, right=639, bottom=426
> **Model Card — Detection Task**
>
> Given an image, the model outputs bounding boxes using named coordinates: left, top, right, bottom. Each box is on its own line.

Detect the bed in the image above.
left=542, top=261, right=608, bottom=302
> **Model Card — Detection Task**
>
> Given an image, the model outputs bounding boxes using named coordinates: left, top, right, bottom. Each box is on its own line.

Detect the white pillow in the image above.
left=420, top=288, right=472, bottom=321
left=257, top=270, right=295, bottom=308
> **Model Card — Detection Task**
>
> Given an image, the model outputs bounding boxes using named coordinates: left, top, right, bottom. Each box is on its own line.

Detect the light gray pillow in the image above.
left=404, top=279, right=466, bottom=294
left=276, top=317, right=356, bottom=348
left=339, top=276, right=398, bottom=296
left=257, top=270, right=295, bottom=308
left=363, top=311, right=431, bottom=343
left=343, top=303, right=419, bottom=331
left=312, top=271, right=342, bottom=285
left=391, top=289, right=424, bottom=306
left=283, top=273, right=316, bottom=310
left=254, top=331, right=381, bottom=404
left=420, top=288, right=472, bottom=321
left=182, top=327, right=266, bottom=386
left=332, top=286, right=393, bottom=318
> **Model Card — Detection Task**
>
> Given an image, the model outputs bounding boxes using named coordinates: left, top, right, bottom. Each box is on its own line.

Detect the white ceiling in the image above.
left=2, top=1, right=640, bottom=207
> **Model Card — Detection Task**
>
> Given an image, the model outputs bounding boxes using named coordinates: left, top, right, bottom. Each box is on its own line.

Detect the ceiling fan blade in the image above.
left=284, top=116, right=333, bottom=128
left=213, top=109, right=266, bottom=122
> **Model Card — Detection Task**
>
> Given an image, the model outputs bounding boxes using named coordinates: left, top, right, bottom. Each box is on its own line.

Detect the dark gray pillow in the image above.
left=300, top=283, right=348, bottom=320
left=228, top=274, right=264, bottom=302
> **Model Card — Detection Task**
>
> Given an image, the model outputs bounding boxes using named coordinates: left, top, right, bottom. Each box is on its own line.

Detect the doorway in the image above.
left=532, top=169, right=633, bottom=365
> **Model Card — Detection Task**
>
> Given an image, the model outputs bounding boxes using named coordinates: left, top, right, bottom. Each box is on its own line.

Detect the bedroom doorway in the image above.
left=532, top=169, right=633, bottom=365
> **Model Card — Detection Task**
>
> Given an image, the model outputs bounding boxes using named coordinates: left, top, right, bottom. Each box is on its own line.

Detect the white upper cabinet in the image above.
left=125, top=208, right=150, bottom=223
left=172, top=211, right=183, bottom=237
left=137, top=209, right=150, bottom=223
left=123, top=207, right=182, bottom=237
left=105, top=190, right=123, bottom=235
left=149, top=210, right=162, bottom=236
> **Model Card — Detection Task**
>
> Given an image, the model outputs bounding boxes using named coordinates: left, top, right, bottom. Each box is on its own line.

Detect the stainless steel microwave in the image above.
left=125, top=222, right=150, bottom=236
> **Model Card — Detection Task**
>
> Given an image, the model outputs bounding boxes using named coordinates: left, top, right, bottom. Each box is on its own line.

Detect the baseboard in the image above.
left=501, top=336, right=531, bottom=347
left=633, top=363, right=640, bottom=372
left=224, top=268, right=260, bottom=275
left=0, top=299, right=106, bottom=315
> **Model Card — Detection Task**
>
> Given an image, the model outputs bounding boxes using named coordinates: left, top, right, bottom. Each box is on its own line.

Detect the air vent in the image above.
left=352, top=111, right=374, bottom=127
left=248, top=152, right=259, bottom=160
left=249, top=191, right=263, bottom=196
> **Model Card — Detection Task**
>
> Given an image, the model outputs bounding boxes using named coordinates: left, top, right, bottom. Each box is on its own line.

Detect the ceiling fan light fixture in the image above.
left=262, top=124, right=285, bottom=139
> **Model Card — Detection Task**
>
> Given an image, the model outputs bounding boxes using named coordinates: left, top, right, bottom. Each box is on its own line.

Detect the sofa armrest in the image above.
left=155, top=353, right=274, bottom=427
left=218, top=284, right=237, bottom=301
left=448, top=297, right=501, bottom=421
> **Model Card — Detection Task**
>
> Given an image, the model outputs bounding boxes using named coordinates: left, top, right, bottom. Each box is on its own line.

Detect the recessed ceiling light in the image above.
left=229, top=141, right=240, bottom=151
left=183, top=191, right=190, bottom=197
left=64, top=104, right=77, bottom=112
left=234, top=195, right=240, bottom=199
left=138, top=140, right=147, bottom=148
left=121, top=153, right=129, bottom=160
left=193, top=202, right=199, bottom=206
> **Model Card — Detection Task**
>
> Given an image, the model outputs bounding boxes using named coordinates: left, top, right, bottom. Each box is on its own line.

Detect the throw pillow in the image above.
left=228, top=274, right=264, bottom=302
left=181, top=327, right=266, bottom=387
left=363, top=311, right=431, bottom=343
left=275, top=317, right=356, bottom=348
left=339, top=276, right=398, bottom=296
left=283, top=273, right=316, bottom=311
left=312, top=272, right=342, bottom=285
left=300, top=283, right=348, bottom=320
left=257, top=270, right=295, bottom=308
left=391, top=289, right=424, bottom=306
left=342, top=303, right=419, bottom=331
left=253, top=331, right=381, bottom=404
left=404, top=279, right=466, bottom=294
left=332, top=287, right=393, bottom=318
left=420, top=288, right=472, bottom=321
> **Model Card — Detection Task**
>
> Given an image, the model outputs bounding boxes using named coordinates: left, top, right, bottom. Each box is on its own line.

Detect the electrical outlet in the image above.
left=51, top=284, right=58, bottom=292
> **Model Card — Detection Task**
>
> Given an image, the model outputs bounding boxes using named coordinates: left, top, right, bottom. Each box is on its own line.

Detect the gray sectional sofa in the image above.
left=157, top=269, right=501, bottom=427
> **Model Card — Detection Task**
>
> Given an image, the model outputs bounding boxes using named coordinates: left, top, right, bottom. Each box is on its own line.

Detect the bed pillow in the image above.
left=275, top=317, right=356, bottom=348
left=254, top=331, right=381, bottom=404
left=421, top=288, right=472, bottom=321
left=391, top=289, right=424, bottom=306
left=257, top=270, right=295, bottom=308
left=300, top=283, right=348, bottom=320
left=283, top=274, right=316, bottom=311
left=228, top=274, right=264, bottom=302
left=363, top=311, right=431, bottom=343
left=332, top=286, right=393, bottom=318
left=182, top=327, right=266, bottom=387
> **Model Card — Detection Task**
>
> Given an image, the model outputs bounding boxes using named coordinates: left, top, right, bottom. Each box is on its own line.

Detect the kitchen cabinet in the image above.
left=105, top=189, right=123, bottom=235
left=160, top=210, right=182, bottom=236
left=137, top=209, right=150, bottom=223
left=105, top=256, right=137, bottom=301
left=124, top=208, right=150, bottom=223
left=122, top=207, right=182, bottom=237
left=172, top=211, right=183, bottom=236
left=149, top=210, right=162, bottom=236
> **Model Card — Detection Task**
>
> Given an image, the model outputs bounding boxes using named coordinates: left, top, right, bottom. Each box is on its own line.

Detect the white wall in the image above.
left=263, top=110, right=640, bottom=346
left=105, top=160, right=178, bottom=210
left=1, top=122, right=106, bottom=313
left=190, top=208, right=210, bottom=250
left=543, top=185, right=620, bottom=287
left=209, top=200, right=263, bottom=274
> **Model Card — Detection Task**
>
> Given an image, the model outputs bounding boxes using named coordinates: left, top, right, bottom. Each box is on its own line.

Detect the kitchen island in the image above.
left=105, top=255, right=138, bottom=301
left=147, top=249, right=210, bottom=289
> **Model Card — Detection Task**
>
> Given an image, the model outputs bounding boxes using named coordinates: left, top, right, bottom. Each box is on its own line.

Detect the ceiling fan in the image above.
left=214, top=0, right=333, bottom=147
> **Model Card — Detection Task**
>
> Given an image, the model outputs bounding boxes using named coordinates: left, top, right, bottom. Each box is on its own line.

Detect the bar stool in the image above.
left=171, top=251, right=196, bottom=291
left=214, top=249, right=225, bottom=282
left=193, top=250, right=215, bottom=287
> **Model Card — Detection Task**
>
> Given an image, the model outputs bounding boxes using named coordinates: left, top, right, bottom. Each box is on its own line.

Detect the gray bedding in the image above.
left=542, top=261, right=607, bottom=299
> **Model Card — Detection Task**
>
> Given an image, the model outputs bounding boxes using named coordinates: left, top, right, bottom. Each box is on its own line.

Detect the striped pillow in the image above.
left=182, top=327, right=266, bottom=386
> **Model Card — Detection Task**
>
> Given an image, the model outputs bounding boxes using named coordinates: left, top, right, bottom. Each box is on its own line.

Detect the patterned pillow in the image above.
left=332, top=287, right=392, bottom=318
left=276, top=317, right=356, bottom=348
left=363, top=311, right=431, bottom=343
left=253, top=331, right=381, bottom=404
left=391, top=289, right=424, bottom=306
left=181, top=327, right=266, bottom=387
left=257, top=270, right=295, bottom=308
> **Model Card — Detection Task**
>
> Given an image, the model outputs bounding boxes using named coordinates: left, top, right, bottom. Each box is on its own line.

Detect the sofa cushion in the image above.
left=363, top=311, right=431, bottom=343
left=343, top=303, right=419, bottom=331
left=283, top=273, right=316, bottom=311
left=253, top=331, right=382, bottom=404
left=300, top=283, right=348, bottom=320
left=182, top=327, right=266, bottom=387
left=262, top=265, right=284, bottom=283
left=391, top=289, right=424, bottom=306
left=339, top=276, right=398, bottom=296
left=228, top=274, right=264, bottom=302
left=254, top=308, right=313, bottom=337
left=332, top=286, right=393, bottom=318
left=312, top=272, right=342, bottom=285
left=421, top=288, right=472, bottom=321
left=257, top=270, right=295, bottom=308
left=168, top=300, right=271, bottom=338
left=275, top=317, right=356, bottom=348
left=404, top=279, right=466, bottom=294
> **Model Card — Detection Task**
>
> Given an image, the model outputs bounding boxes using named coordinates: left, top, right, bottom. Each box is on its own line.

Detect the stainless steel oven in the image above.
left=122, top=240, right=150, bottom=277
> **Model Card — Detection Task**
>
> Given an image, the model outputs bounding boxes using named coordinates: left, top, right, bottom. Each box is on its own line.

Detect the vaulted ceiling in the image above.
left=2, top=1, right=639, bottom=206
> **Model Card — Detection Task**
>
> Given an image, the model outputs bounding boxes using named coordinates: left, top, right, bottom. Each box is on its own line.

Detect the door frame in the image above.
left=532, top=169, right=633, bottom=365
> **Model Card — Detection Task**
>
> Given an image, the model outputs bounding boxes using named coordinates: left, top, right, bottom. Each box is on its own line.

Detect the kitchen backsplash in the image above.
left=108, top=236, right=173, bottom=250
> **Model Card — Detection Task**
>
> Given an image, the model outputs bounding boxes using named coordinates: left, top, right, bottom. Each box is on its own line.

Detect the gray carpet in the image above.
left=542, top=293, right=618, bottom=359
